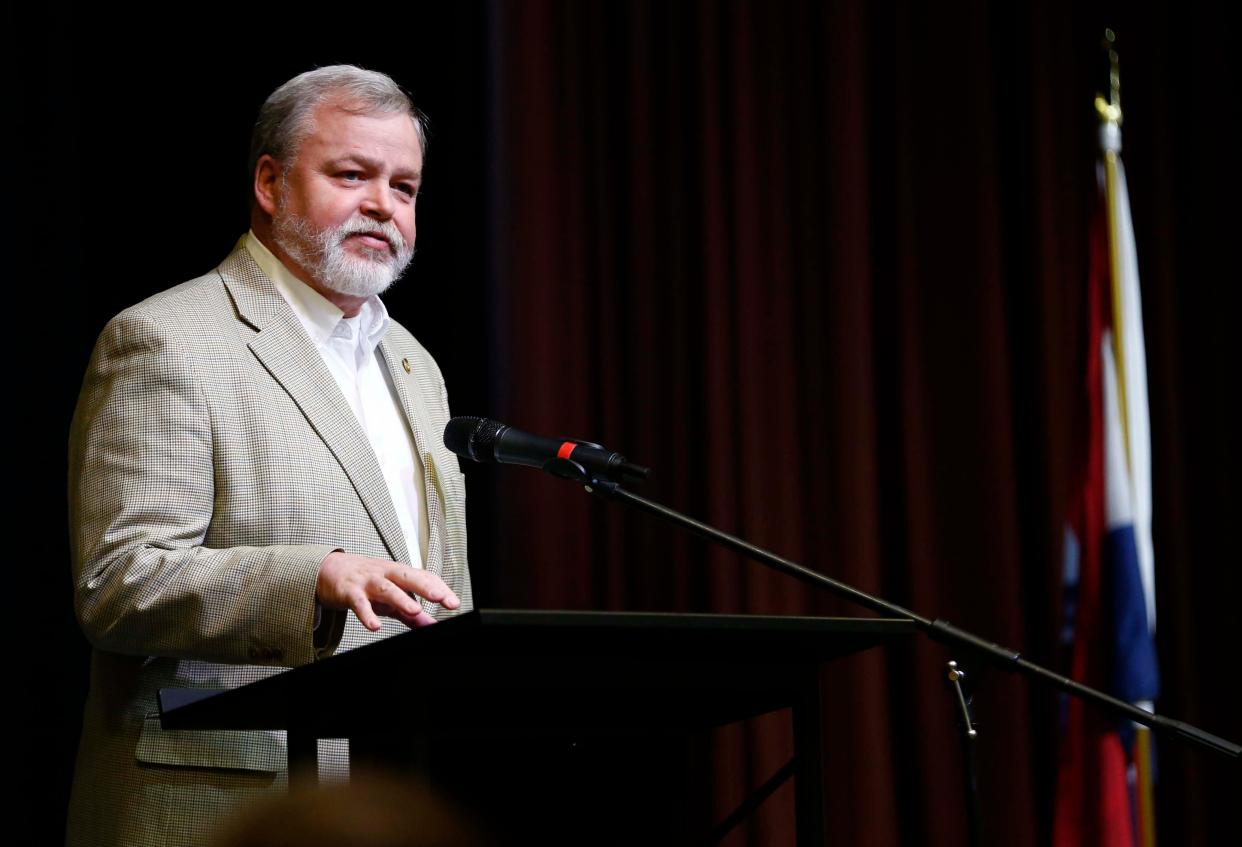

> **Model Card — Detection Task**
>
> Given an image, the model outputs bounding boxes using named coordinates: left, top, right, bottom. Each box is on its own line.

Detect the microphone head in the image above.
left=443, top=417, right=505, bottom=463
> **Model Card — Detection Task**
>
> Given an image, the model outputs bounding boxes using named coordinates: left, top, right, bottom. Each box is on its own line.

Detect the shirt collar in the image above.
left=243, top=230, right=390, bottom=357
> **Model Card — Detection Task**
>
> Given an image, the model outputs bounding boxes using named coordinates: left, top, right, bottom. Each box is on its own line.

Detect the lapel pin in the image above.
left=402, top=357, right=411, bottom=373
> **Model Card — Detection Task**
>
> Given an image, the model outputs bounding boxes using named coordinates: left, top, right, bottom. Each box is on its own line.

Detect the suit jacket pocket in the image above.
left=135, top=714, right=285, bottom=772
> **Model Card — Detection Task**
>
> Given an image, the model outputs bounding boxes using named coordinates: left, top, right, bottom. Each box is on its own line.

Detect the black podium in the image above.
left=160, top=610, right=913, bottom=845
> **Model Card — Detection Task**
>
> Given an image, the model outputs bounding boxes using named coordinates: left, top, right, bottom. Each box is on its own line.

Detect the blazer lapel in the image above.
left=219, top=248, right=413, bottom=568
left=378, top=337, right=447, bottom=580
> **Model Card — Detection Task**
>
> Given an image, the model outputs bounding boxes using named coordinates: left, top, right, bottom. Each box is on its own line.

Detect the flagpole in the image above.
left=1096, top=29, right=1134, bottom=464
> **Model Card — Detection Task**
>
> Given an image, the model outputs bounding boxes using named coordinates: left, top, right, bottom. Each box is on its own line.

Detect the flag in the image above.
left=1054, top=95, right=1160, bottom=847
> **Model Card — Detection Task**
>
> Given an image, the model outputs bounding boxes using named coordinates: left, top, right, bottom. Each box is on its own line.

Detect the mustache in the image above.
left=334, top=217, right=407, bottom=253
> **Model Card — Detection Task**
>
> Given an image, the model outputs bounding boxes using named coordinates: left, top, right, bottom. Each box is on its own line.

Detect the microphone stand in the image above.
left=535, top=457, right=1238, bottom=841
left=567, top=472, right=1239, bottom=761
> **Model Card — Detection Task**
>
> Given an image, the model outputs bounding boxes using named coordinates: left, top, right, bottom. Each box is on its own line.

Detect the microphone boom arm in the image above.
left=577, top=475, right=1240, bottom=762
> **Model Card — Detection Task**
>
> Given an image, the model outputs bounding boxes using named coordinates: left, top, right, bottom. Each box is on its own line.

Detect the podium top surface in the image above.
left=161, top=610, right=914, bottom=736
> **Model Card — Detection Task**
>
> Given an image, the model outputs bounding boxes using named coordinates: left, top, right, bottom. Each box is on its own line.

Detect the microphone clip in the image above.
left=543, top=457, right=590, bottom=483
left=543, top=439, right=622, bottom=486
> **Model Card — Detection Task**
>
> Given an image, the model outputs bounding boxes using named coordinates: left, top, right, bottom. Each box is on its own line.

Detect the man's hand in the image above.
left=316, top=551, right=461, bottom=632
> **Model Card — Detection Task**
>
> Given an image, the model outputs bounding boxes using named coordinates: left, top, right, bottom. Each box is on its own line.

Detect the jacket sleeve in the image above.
left=69, top=309, right=347, bottom=667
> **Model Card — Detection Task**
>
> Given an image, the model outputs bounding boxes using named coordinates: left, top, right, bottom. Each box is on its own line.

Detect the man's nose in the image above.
left=360, top=181, right=395, bottom=219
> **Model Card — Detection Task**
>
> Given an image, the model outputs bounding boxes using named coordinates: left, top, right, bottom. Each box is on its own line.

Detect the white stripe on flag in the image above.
left=1105, top=158, right=1156, bottom=632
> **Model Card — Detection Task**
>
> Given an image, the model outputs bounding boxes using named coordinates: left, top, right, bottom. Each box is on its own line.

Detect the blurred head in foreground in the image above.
left=209, top=770, right=499, bottom=847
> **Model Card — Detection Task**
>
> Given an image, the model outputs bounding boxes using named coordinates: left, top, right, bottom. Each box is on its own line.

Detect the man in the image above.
left=67, top=66, right=471, bottom=846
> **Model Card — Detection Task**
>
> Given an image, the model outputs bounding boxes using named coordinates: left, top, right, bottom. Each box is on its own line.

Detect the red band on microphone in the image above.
left=557, top=441, right=576, bottom=460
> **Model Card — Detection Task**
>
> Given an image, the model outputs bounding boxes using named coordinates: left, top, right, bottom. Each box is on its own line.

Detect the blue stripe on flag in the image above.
left=1104, top=524, right=1160, bottom=705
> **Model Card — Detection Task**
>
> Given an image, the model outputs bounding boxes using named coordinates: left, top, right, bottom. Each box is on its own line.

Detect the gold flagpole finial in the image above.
left=1095, top=28, right=1122, bottom=126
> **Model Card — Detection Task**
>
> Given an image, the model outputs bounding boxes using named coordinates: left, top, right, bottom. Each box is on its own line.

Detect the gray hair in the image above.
left=248, top=65, right=428, bottom=180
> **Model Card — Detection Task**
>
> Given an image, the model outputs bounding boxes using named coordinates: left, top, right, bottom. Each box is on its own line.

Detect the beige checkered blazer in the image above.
left=66, top=244, right=472, bottom=846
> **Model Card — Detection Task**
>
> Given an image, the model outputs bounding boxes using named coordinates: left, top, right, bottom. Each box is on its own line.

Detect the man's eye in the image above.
left=396, top=184, right=417, bottom=197
left=339, top=172, right=362, bottom=181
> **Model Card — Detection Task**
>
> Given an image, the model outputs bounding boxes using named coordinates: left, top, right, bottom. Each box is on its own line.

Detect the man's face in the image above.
left=270, top=103, right=423, bottom=299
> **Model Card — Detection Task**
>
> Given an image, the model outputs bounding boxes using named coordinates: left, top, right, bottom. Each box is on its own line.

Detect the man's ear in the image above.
left=254, top=154, right=283, bottom=217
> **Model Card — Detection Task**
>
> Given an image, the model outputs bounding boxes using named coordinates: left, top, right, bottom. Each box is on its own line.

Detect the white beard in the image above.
left=272, top=202, right=415, bottom=298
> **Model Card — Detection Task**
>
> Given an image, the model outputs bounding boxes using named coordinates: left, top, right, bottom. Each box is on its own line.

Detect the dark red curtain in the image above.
left=477, top=0, right=1240, bottom=843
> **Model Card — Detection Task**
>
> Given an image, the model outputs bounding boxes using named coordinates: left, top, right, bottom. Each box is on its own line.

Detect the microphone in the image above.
left=443, top=417, right=650, bottom=483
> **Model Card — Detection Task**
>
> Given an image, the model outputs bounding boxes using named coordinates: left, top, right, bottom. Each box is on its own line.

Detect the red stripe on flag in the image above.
left=1054, top=701, right=1135, bottom=847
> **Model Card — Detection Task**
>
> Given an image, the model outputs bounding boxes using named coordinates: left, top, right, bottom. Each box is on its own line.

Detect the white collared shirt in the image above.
left=244, top=231, right=428, bottom=568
